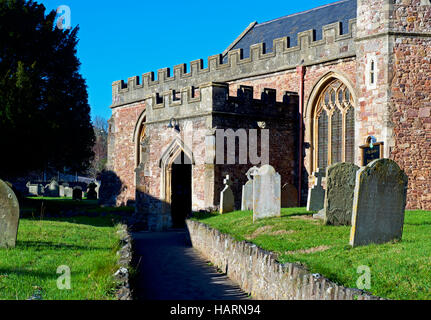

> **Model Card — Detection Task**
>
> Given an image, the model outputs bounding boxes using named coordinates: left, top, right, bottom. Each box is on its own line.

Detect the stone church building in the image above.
left=108, top=0, right=431, bottom=230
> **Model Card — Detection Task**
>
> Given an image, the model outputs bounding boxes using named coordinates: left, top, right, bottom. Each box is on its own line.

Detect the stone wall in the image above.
left=390, top=2, right=431, bottom=210
left=356, top=0, right=431, bottom=210
left=186, top=220, right=384, bottom=300
left=229, top=58, right=358, bottom=175
left=109, top=102, right=146, bottom=205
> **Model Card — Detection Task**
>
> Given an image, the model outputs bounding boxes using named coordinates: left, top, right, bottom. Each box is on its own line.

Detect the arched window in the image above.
left=137, top=120, right=147, bottom=166
left=313, top=79, right=355, bottom=171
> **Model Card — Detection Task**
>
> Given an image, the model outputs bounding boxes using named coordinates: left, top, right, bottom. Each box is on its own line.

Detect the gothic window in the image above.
left=137, top=121, right=147, bottom=165
left=313, top=79, right=355, bottom=171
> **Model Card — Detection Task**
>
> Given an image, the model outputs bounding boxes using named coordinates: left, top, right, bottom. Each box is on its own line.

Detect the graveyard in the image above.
left=0, top=214, right=122, bottom=300
left=192, top=208, right=431, bottom=300
left=0, top=180, right=134, bottom=300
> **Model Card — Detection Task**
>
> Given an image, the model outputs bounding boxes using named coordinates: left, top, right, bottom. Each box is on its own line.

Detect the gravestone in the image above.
left=241, top=167, right=259, bottom=211
left=59, top=183, right=69, bottom=197
left=323, top=163, right=360, bottom=226
left=350, top=159, right=408, bottom=247
left=27, top=182, right=44, bottom=196
left=98, top=171, right=122, bottom=207
left=253, top=165, right=281, bottom=222
left=87, top=182, right=98, bottom=200
left=95, top=182, right=100, bottom=199
left=306, top=168, right=326, bottom=212
left=72, top=187, right=83, bottom=201
left=45, top=180, right=60, bottom=197
left=64, top=186, right=73, bottom=198
left=220, top=175, right=234, bottom=214
left=0, top=179, right=20, bottom=248
left=281, top=183, right=298, bottom=208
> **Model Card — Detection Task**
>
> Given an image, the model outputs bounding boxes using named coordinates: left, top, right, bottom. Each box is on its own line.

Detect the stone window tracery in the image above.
left=313, top=79, right=355, bottom=171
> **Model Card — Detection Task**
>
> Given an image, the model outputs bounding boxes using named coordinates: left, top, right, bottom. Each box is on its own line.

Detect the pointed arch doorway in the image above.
left=159, top=138, right=194, bottom=229
left=169, top=152, right=192, bottom=228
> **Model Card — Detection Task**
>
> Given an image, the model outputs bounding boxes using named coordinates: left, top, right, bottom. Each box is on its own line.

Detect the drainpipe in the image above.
left=296, top=66, right=306, bottom=206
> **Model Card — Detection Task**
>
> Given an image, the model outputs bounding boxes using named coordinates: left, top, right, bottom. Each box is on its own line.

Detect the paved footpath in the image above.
left=133, top=229, right=250, bottom=300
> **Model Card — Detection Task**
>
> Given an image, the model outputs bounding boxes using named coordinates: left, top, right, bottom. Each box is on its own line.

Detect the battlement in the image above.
left=144, top=82, right=299, bottom=124
left=111, top=19, right=356, bottom=108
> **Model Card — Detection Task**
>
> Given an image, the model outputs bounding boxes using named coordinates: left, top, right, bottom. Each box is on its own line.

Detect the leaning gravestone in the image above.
left=0, top=179, right=20, bottom=248
left=72, top=187, right=83, bottom=201
left=323, top=162, right=360, bottom=226
left=220, top=175, right=235, bottom=214
left=350, top=159, right=408, bottom=247
left=281, top=183, right=298, bottom=208
left=253, top=165, right=281, bottom=222
left=307, top=168, right=326, bottom=212
left=241, top=167, right=259, bottom=211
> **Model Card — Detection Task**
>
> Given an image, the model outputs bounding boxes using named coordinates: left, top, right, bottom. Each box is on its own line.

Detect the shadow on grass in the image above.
left=21, top=215, right=125, bottom=228
left=17, top=240, right=112, bottom=251
left=0, top=268, right=60, bottom=280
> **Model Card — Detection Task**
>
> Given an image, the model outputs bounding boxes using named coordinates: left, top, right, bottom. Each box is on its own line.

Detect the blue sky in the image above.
left=39, top=0, right=337, bottom=121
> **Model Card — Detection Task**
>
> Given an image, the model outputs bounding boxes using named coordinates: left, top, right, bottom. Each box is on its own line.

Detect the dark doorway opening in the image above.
left=171, top=152, right=192, bottom=228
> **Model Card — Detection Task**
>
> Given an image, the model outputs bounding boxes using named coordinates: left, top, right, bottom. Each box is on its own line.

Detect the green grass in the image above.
left=0, top=216, right=122, bottom=300
left=192, top=208, right=431, bottom=300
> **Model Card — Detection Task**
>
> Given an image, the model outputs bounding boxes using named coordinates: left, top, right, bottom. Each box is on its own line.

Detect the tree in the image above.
left=88, top=116, right=108, bottom=178
left=0, top=0, right=94, bottom=178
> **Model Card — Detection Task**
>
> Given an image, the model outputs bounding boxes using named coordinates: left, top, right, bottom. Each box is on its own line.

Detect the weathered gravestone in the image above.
left=45, top=180, right=60, bottom=197
left=350, top=159, right=408, bottom=247
left=306, top=168, right=326, bottom=212
left=323, top=162, right=360, bottom=226
left=0, top=179, right=20, bottom=248
left=64, top=186, right=73, bottom=198
left=220, top=175, right=235, bottom=214
left=72, top=187, right=83, bottom=201
left=253, top=165, right=281, bottom=222
left=241, top=167, right=259, bottom=211
left=98, top=171, right=122, bottom=207
left=27, top=182, right=44, bottom=196
left=281, top=183, right=298, bottom=208
left=59, top=183, right=68, bottom=197
left=87, top=182, right=98, bottom=200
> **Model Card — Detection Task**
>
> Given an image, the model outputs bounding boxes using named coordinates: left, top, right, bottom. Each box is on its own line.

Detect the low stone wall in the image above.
left=114, top=224, right=133, bottom=300
left=186, top=220, right=385, bottom=300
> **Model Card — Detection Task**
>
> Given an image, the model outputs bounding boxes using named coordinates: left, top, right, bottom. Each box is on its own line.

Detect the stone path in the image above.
left=133, top=229, right=250, bottom=300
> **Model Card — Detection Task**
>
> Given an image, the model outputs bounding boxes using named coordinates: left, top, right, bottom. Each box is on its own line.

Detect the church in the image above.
left=107, top=0, right=431, bottom=230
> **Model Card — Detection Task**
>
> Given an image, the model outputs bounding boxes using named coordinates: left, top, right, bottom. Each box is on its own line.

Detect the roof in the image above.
left=225, top=0, right=357, bottom=58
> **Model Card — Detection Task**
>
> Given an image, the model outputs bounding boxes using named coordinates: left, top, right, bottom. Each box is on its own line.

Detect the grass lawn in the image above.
left=192, top=208, right=431, bottom=300
left=0, top=215, right=123, bottom=300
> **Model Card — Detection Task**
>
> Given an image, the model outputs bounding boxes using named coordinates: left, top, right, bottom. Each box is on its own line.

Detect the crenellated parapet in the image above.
left=111, top=19, right=356, bottom=108
left=143, top=82, right=299, bottom=124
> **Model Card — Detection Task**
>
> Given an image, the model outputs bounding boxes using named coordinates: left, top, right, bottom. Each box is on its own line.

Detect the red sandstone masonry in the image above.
left=229, top=58, right=358, bottom=172
left=110, top=103, right=146, bottom=205
left=391, top=38, right=431, bottom=210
